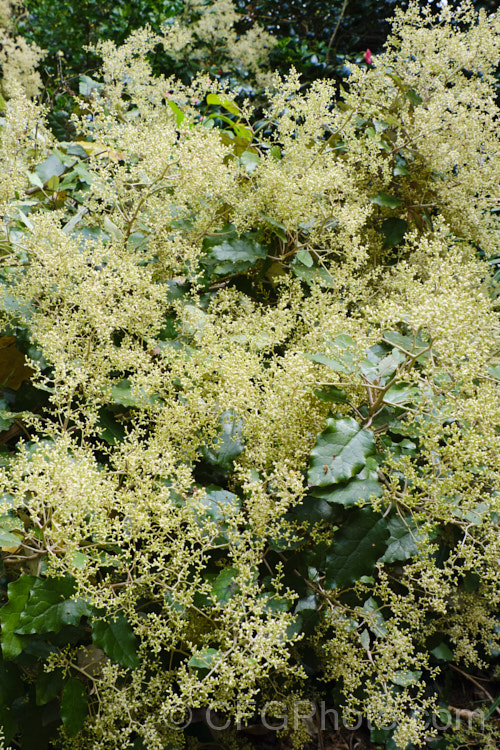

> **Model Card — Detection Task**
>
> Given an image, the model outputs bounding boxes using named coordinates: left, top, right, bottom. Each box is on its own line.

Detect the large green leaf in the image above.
left=187, top=647, right=221, bottom=669
left=0, top=514, right=24, bottom=549
left=166, top=98, right=185, bottom=126
left=0, top=575, right=34, bottom=659
left=261, top=215, right=287, bottom=241
left=61, top=678, right=88, bottom=736
left=383, top=382, right=419, bottom=406
left=291, top=495, right=339, bottom=524
left=15, top=577, right=91, bottom=635
left=206, top=93, right=240, bottom=116
left=91, top=614, right=139, bottom=669
left=487, top=365, right=500, bottom=380
left=381, top=218, right=407, bottom=248
left=0, top=662, right=24, bottom=743
left=35, top=154, right=65, bottom=185
left=304, top=336, right=357, bottom=373
left=240, top=151, right=260, bottom=173
left=36, top=668, right=64, bottom=706
left=370, top=192, right=403, bottom=209
left=324, top=509, right=389, bottom=588
left=382, top=329, right=430, bottom=359
left=290, top=258, right=336, bottom=288
left=79, top=74, right=103, bottom=97
left=0, top=397, right=15, bottom=431
left=201, top=235, right=266, bottom=276
left=110, top=379, right=158, bottom=408
left=211, top=567, right=240, bottom=605
left=97, top=409, right=126, bottom=445
left=430, top=642, right=454, bottom=662
left=200, top=485, right=241, bottom=522
left=405, top=89, right=423, bottom=105
left=311, top=476, right=382, bottom=507
left=379, top=515, right=422, bottom=563
left=200, top=410, right=245, bottom=473
left=313, top=385, right=347, bottom=403
left=308, top=418, right=376, bottom=487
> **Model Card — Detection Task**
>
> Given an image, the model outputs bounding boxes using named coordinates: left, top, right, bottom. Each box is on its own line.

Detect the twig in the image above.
left=326, top=0, right=349, bottom=64
left=449, top=664, right=500, bottom=716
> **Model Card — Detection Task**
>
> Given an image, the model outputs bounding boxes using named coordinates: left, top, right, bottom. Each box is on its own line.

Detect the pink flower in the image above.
left=364, top=49, right=372, bottom=65
left=218, top=69, right=223, bottom=74
left=192, top=98, right=200, bottom=105
left=166, top=92, right=171, bottom=99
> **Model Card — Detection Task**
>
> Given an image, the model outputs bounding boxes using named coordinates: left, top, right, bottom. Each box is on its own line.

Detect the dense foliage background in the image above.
left=0, top=2, right=499, bottom=750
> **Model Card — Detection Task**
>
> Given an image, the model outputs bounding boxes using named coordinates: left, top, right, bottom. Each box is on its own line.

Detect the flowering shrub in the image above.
left=0, top=0, right=44, bottom=100
left=0, top=2, right=499, bottom=749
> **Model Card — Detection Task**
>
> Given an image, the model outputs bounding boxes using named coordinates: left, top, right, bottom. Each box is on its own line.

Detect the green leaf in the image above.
left=91, top=615, right=139, bottom=669
left=240, top=151, right=260, bottom=173
left=324, top=509, right=389, bottom=588
left=79, top=74, right=103, bottom=97
left=35, top=154, right=66, bottom=185
left=291, top=261, right=336, bottom=288
left=392, top=669, right=422, bottom=687
left=0, top=514, right=23, bottom=549
left=211, top=567, right=240, bottom=605
left=202, top=235, right=266, bottom=276
left=98, top=410, right=125, bottom=445
left=291, top=495, right=338, bottom=524
left=308, top=418, right=376, bottom=487
left=200, top=485, right=241, bottom=521
left=110, top=379, right=157, bottom=408
left=305, top=352, right=348, bottom=373
left=485, top=694, right=500, bottom=721
left=260, top=215, right=287, bottom=240
left=0, top=574, right=35, bottom=659
left=200, top=410, right=245, bottom=472
left=382, top=330, right=430, bottom=359
left=232, top=123, right=253, bottom=141
left=379, top=515, right=422, bottom=563
left=383, top=382, right=419, bottom=406
left=46, top=174, right=60, bottom=191
left=363, top=596, right=387, bottom=637
left=387, top=438, right=417, bottom=458
left=311, top=476, right=382, bottom=507
left=370, top=192, right=403, bottom=209
left=313, top=385, right=346, bottom=403
left=15, top=577, right=91, bottom=635
left=430, top=642, right=454, bottom=661
left=66, top=143, right=89, bottom=158
left=0, top=529, right=21, bottom=548
left=27, top=171, right=44, bottom=190
left=305, top=336, right=357, bottom=373
left=394, top=164, right=410, bottom=176
left=296, top=249, right=314, bottom=267
left=36, top=668, right=64, bottom=706
left=166, top=98, right=185, bottom=126
left=0, top=662, right=23, bottom=743
left=206, top=93, right=240, bottom=116
left=61, top=678, right=88, bottom=736
left=405, top=89, right=423, bottom=106
left=381, top=218, right=407, bottom=248
left=188, top=647, right=221, bottom=669
left=0, top=397, right=15, bottom=431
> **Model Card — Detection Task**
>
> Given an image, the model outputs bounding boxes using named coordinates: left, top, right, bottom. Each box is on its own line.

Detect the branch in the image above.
left=326, top=0, right=349, bottom=64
